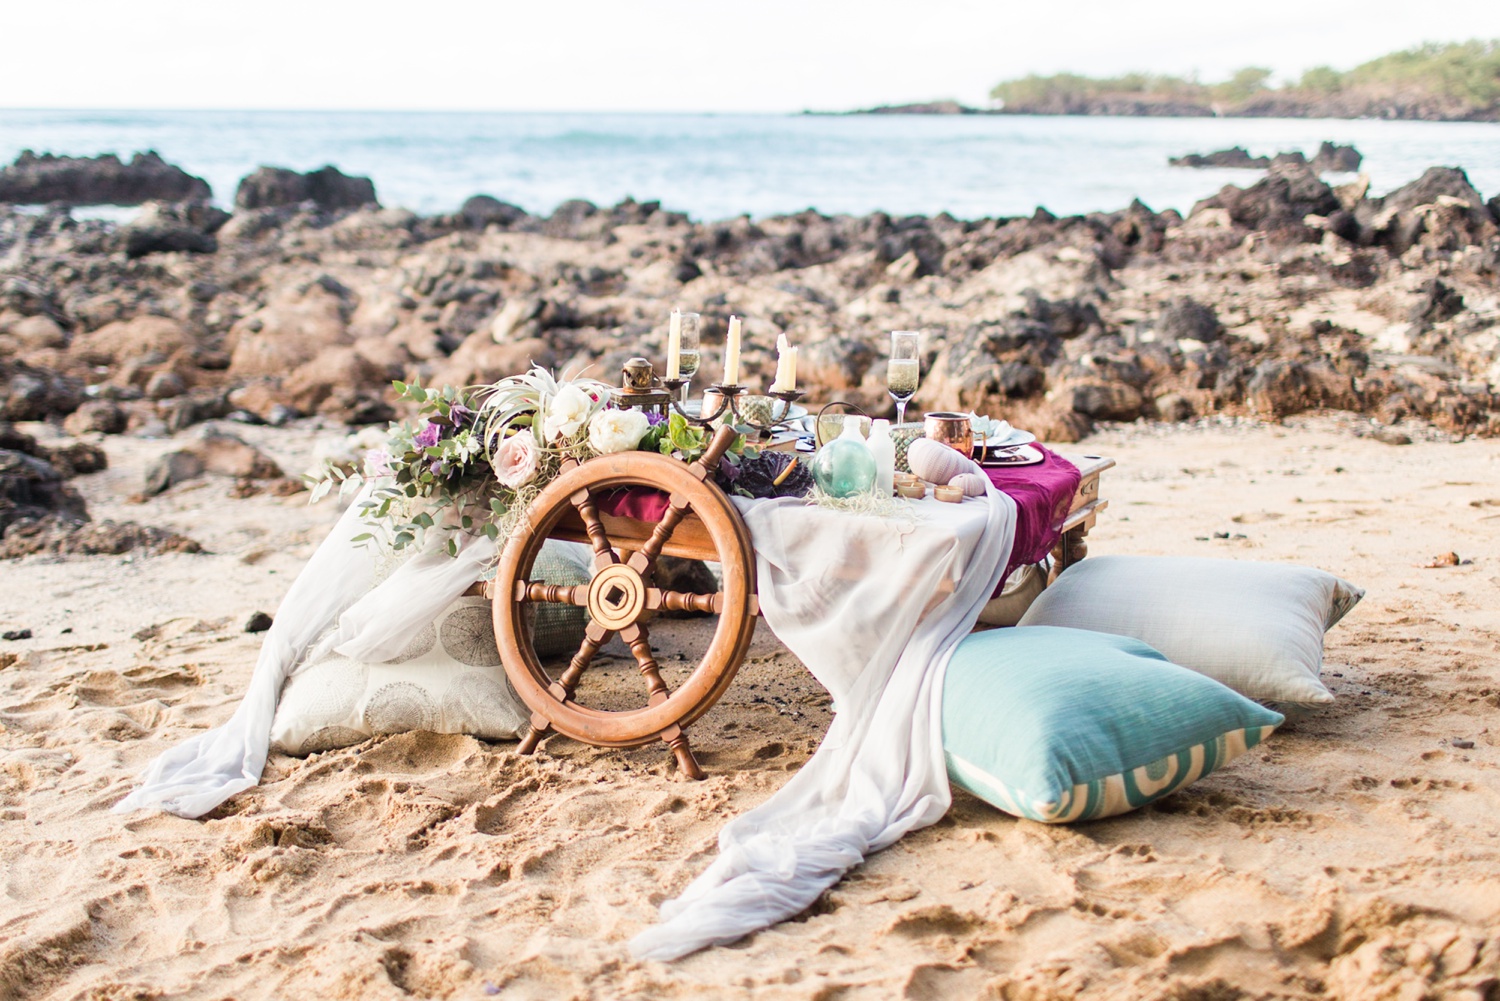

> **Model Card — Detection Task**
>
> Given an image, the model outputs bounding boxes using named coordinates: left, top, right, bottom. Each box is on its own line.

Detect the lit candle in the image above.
left=771, top=334, right=799, bottom=392
left=723, top=314, right=742, bottom=386
left=665, top=309, right=682, bottom=380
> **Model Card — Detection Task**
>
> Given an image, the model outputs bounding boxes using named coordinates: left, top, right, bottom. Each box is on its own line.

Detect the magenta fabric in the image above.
left=984, top=446, right=1081, bottom=584
left=598, top=486, right=672, bottom=522
left=597, top=449, right=1080, bottom=590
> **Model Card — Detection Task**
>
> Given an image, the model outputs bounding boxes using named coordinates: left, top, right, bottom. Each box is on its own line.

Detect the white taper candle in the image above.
left=723, top=314, right=742, bottom=386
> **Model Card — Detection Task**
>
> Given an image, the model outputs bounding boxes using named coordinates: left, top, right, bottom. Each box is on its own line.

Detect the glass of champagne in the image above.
left=677, top=312, right=701, bottom=405
left=887, top=330, right=920, bottom=425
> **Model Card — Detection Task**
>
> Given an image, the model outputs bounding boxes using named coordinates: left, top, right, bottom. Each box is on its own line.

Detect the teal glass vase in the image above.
left=812, top=421, right=877, bottom=498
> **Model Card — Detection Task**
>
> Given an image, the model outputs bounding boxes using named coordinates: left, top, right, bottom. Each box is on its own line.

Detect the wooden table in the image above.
left=1053, top=452, right=1114, bottom=580
left=488, top=429, right=1115, bottom=777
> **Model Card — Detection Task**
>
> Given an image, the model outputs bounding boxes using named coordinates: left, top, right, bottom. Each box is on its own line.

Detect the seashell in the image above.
left=949, top=472, right=988, bottom=497
left=907, top=437, right=976, bottom=484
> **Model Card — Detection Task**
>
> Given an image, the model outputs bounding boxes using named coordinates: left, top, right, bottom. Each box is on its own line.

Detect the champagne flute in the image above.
left=677, top=312, right=701, bottom=405
left=887, top=330, right=920, bottom=425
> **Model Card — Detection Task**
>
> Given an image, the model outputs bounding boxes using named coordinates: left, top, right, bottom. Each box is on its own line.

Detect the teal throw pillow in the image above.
left=942, top=626, right=1284, bottom=823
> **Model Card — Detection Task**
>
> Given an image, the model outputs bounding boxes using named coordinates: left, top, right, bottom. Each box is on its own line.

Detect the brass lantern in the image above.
left=611, top=357, right=671, bottom=418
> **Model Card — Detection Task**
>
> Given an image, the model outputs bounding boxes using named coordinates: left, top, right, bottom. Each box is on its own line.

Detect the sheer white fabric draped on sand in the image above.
left=629, top=483, right=1015, bottom=960
left=112, top=486, right=497, bottom=818
left=114, top=480, right=1017, bottom=964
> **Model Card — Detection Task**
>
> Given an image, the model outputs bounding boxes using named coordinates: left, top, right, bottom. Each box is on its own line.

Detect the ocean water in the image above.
left=2, top=109, right=1498, bottom=222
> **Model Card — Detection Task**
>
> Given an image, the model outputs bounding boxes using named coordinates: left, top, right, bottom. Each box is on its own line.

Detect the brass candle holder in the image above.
left=660, top=378, right=805, bottom=439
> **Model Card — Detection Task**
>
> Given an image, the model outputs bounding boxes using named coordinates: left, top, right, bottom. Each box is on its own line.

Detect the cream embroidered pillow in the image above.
left=271, top=594, right=530, bottom=755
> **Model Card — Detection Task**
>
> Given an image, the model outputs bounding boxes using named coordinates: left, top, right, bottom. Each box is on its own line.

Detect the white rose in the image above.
left=588, top=408, right=650, bottom=455
left=543, top=384, right=594, bottom=442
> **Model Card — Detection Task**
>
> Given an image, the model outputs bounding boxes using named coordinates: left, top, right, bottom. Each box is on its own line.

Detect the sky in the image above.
left=4, top=0, right=1499, bottom=112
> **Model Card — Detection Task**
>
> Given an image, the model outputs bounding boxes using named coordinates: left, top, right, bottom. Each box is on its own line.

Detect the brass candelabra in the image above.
left=659, top=379, right=805, bottom=438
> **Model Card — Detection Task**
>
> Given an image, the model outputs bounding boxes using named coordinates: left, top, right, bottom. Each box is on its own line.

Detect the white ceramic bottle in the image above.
left=866, top=419, right=896, bottom=496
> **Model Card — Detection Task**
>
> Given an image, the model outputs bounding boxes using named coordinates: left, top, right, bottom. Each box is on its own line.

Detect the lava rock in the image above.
left=234, top=165, right=378, bottom=212
left=41, top=441, right=107, bottom=478
left=63, top=399, right=128, bottom=436
left=1, top=360, right=83, bottom=421
left=0, top=517, right=202, bottom=558
left=1068, top=382, right=1144, bottom=421
left=1156, top=297, right=1223, bottom=343
left=1409, top=279, right=1465, bottom=324
left=122, top=201, right=230, bottom=257
left=1374, top=427, right=1413, bottom=446
left=1192, top=161, right=1339, bottom=233
left=1154, top=392, right=1196, bottom=422
left=1170, top=146, right=1269, bottom=169
left=143, top=450, right=205, bottom=495
left=459, top=194, right=527, bottom=230
left=183, top=425, right=283, bottom=479
left=1309, top=141, right=1362, bottom=173
left=0, top=150, right=211, bottom=206
left=0, top=445, right=87, bottom=535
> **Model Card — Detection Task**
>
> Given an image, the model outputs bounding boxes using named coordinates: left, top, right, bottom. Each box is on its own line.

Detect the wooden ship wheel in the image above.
left=492, top=426, right=756, bottom=779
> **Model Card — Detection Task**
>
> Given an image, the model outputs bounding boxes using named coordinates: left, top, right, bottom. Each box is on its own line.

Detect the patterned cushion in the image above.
left=1016, top=556, right=1363, bottom=709
left=270, top=541, right=592, bottom=756
left=271, top=594, right=531, bottom=756
left=942, top=626, right=1284, bottom=823
left=526, top=541, right=591, bottom=659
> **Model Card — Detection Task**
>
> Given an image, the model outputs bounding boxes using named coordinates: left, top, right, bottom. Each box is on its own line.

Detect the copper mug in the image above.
left=923, top=412, right=974, bottom=457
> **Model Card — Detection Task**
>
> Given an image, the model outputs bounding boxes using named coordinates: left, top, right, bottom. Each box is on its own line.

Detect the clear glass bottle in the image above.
left=866, top=419, right=895, bottom=497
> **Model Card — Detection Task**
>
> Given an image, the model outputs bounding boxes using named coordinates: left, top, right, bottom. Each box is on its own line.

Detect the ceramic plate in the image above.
left=982, top=429, right=1037, bottom=450
left=979, top=444, right=1044, bottom=467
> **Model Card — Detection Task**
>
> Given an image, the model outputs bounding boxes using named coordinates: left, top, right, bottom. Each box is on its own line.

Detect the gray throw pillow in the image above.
left=1016, top=556, right=1363, bottom=709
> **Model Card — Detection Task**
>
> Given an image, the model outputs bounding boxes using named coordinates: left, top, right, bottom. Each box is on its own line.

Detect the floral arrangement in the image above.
left=311, top=366, right=731, bottom=555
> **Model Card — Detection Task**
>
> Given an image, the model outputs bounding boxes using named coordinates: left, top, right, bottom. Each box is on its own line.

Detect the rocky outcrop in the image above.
left=234, top=165, right=378, bottom=212
left=122, top=202, right=230, bottom=257
left=0, top=425, right=87, bottom=536
left=0, top=424, right=192, bottom=558
left=1171, top=146, right=1269, bottom=169
left=1171, top=142, right=1361, bottom=173
left=459, top=195, right=528, bottom=230
left=1, top=360, right=83, bottom=421
left=845, top=101, right=980, bottom=115
left=0, top=151, right=211, bottom=205
left=1192, top=162, right=1340, bottom=238
left=0, top=154, right=1495, bottom=448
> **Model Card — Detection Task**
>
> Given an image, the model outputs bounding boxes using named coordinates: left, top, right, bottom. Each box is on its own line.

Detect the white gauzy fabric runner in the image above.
left=113, top=485, right=495, bottom=818
left=629, top=482, right=1016, bottom=961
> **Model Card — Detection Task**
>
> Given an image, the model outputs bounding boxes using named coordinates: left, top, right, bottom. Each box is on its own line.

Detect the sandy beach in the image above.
left=2, top=415, right=1496, bottom=1000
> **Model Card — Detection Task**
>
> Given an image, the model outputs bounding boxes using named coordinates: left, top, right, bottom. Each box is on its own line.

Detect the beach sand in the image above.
left=2, top=417, right=1498, bottom=1000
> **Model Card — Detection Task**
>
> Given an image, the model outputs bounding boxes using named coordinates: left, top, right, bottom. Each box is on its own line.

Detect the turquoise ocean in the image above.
left=2, top=109, right=1497, bottom=221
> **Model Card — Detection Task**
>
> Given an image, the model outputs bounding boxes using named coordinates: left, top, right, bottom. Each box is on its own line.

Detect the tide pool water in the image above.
left=2, top=109, right=1497, bottom=221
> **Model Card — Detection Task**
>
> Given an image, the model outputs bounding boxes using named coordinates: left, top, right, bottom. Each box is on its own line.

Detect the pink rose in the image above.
left=363, top=448, right=394, bottom=478
left=492, top=431, right=539, bottom=488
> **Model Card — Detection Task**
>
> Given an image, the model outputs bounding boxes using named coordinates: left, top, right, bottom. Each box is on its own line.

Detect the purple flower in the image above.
left=414, top=422, right=441, bottom=449
left=646, top=410, right=668, bottom=427
left=429, top=459, right=445, bottom=476
left=449, top=404, right=474, bottom=428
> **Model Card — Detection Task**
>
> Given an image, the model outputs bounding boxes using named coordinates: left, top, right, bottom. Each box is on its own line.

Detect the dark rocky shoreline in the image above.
left=2, top=151, right=1498, bottom=547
